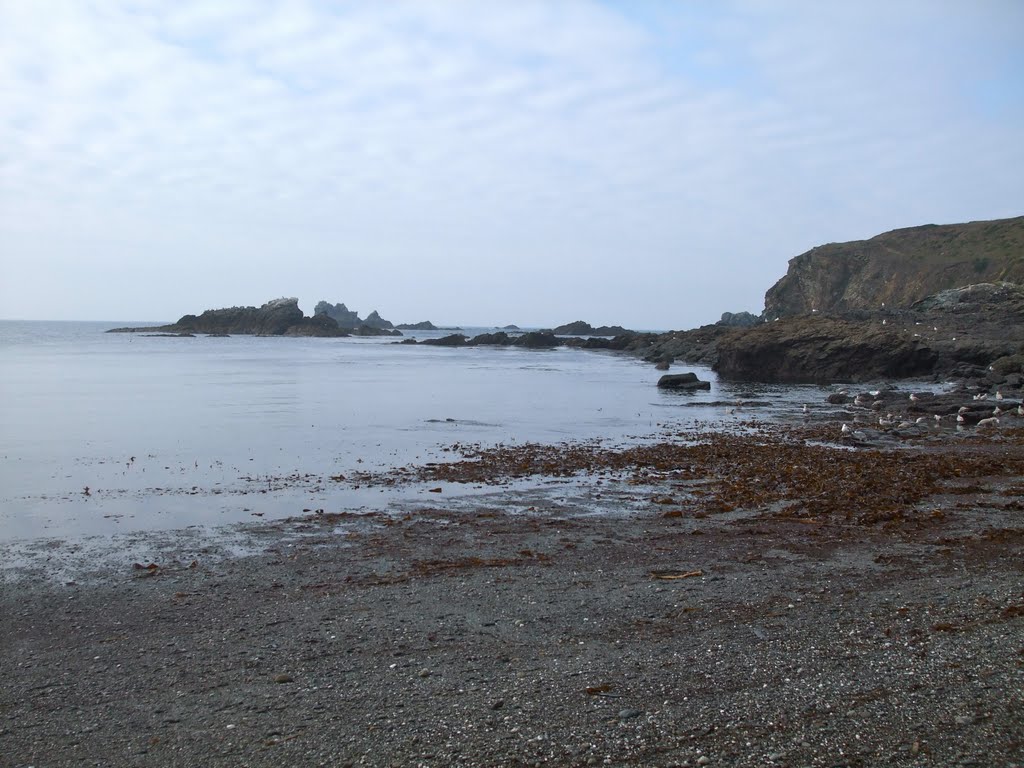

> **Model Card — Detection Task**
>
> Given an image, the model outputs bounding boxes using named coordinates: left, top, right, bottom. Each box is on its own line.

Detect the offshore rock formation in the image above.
left=763, top=215, right=1024, bottom=318
left=314, top=301, right=396, bottom=330
left=108, top=298, right=348, bottom=337
left=550, top=321, right=631, bottom=337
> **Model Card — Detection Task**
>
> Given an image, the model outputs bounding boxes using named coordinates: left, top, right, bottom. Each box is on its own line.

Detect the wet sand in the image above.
left=2, top=424, right=1023, bottom=767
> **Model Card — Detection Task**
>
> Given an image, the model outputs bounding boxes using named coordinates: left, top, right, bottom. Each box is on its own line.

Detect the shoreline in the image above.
left=2, top=424, right=1023, bottom=766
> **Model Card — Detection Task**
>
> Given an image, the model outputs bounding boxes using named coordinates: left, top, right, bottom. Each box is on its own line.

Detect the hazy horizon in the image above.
left=2, top=2, right=1022, bottom=328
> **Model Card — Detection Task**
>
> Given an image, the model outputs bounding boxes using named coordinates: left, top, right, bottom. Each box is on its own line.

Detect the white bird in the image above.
left=916, top=417, right=927, bottom=424
left=879, top=416, right=894, bottom=428
left=934, top=414, right=942, bottom=422
left=854, top=395, right=870, bottom=407
left=996, top=391, right=1004, bottom=401
left=994, top=406, right=1003, bottom=416
left=1018, top=404, right=1024, bottom=417
left=841, top=423, right=853, bottom=434
left=802, top=404, right=809, bottom=414
left=957, top=414, right=966, bottom=423
left=909, top=393, right=919, bottom=402
left=869, top=390, right=881, bottom=397
left=977, top=417, right=1000, bottom=429
left=958, top=406, right=970, bottom=415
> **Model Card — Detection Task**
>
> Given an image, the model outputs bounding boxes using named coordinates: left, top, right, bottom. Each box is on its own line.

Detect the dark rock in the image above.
left=314, top=301, right=360, bottom=328
left=110, top=298, right=348, bottom=337
left=718, top=311, right=761, bottom=328
left=826, top=392, right=849, bottom=404
left=552, top=321, right=631, bottom=337
left=515, top=332, right=560, bottom=349
left=362, top=310, right=394, bottom=330
left=714, top=317, right=937, bottom=384
left=422, top=334, right=469, bottom=347
left=655, top=360, right=671, bottom=371
left=395, top=321, right=438, bottom=331
left=656, top=372, right=711, bottom=391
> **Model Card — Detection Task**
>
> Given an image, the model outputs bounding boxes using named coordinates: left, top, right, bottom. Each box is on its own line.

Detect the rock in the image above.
left=109, top=298, right=348, bottom=337
left=552, top=321, right=631, bottom=337
left=362, top=310, right=394, bottom=330
left=422, top=334, right=469, bottom=347
left=273, top=674, right=293, bottom=684
left=718, top=311, right=760, bottom=328
left=515, top=332, right=560, bottom=349
left=656, top=372, right=711, bottom=391
left=713, top=317, right=938, bottom=384
left=314, top=301, right=360, bottom=328
left=617, top=708, right=643, bottom=720
left=827, top=392, right=850, bottom=404
left=395, top=321, right=438, bottom=331
left=655, top=360, right=671, bottom=371
left=764, top=215, right=1024, bottom=317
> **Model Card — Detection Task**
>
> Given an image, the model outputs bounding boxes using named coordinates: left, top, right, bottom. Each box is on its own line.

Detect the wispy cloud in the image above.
left=1, top=0, right=1022, bottom=325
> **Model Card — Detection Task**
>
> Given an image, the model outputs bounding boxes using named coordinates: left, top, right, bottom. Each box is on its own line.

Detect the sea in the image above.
left=0, top=320, right=823, bottom=544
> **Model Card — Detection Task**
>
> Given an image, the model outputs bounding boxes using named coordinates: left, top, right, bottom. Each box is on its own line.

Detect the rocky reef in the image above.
left=108, top=298, right=350, bottom=337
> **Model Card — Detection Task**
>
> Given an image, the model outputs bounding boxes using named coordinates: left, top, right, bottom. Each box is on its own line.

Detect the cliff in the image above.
left=763, top=215, right=1024, bottom=318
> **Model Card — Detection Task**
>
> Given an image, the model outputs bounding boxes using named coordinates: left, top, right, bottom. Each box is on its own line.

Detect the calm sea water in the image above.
left=0, top=321, right=820, bottom=542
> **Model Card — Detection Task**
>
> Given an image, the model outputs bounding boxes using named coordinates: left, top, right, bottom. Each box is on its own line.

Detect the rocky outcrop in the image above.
left=396, top=321, right=438, bottom=331
left=763, top=215, right=1024, bottom=318
left=714, top=281, right=1024, bottom=383
left=109, top=298, right=348, bottom=337
left=362, top=310, right=394, bottom=330
left=551, top=321, right=631, bottom=337
left=314, top=301, right=360, bottom=328
left=418, top=331, right=559, bottom=349
left=714, top=318, right=938, bottom=383
left=314, top=301, right=395, bottom=330
left=717, top=311, right=760, bottom=328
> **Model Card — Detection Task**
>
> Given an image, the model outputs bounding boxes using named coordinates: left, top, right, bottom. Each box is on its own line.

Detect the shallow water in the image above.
left=1, top=321, right=831, bottom=542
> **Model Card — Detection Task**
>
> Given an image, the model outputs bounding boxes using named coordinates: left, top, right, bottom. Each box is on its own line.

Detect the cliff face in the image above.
left=763, top=216, right=1024, bottom=318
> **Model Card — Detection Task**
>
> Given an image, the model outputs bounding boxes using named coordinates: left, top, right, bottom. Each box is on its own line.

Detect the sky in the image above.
left=1, top=1, right=1022, bottom=329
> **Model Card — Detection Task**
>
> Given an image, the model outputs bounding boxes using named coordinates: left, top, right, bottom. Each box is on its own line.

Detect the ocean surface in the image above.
left=0, top=321, right=822, bottom=543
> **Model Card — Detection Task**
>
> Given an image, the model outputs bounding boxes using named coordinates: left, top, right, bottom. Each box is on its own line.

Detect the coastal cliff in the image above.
left=763, top=215, right=1024, bottom=318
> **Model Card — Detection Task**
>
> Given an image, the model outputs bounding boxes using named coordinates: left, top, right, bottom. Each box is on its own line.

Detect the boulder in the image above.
left=656, top=372, right=711, bottom=391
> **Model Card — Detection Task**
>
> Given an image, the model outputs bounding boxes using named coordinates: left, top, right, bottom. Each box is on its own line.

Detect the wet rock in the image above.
left=656, top=372, right=711, bottom=391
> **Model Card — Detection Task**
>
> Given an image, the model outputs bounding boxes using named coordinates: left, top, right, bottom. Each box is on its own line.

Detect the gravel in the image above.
left=2, top=431, right=1022, bottom=767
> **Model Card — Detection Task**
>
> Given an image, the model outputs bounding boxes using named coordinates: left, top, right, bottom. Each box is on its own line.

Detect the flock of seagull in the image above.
left=814, top=388, right=1024, bottom=440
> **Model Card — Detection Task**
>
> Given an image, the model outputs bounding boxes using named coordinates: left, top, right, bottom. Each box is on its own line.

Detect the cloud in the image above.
left=1, top=1, right=1022, bottom=326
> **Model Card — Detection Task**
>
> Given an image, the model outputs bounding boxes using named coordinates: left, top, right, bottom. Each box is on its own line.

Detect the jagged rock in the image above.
left=718, top=311, right=761, bottom=328
left=656, top=372, right=711, bottom=391
left=552, top=321, right=630, bottom=337
left=362, top=310, right=394, bottom=330
left=110, top=298, right=348, bottom=337
left=314, top=301, right=360, bottom=328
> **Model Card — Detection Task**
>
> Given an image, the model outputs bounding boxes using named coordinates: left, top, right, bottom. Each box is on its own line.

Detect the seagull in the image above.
left=869, top=390, right=881, bottom=397
left=915, top=417, right=927, bottom=424
left=957, top=414, right=966, bottom=424
left=802, top=404, right=809, bottom=415
left=1019, top=404, right=1024, bottom=417
left=934, top=414, right=942, bottom=422
left=841, top=423, right=853, bottom=435
left=977, top=417, right=1000, bottom=429
left=994, top=406, right=1003, bottom=417
left=996, top=391, right=1004, bottom=401
left=958, top=406, right=970, bottom=415
left=879, top=416, right=895, bottom=429
left=909, top=393, right=919, bottom=402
